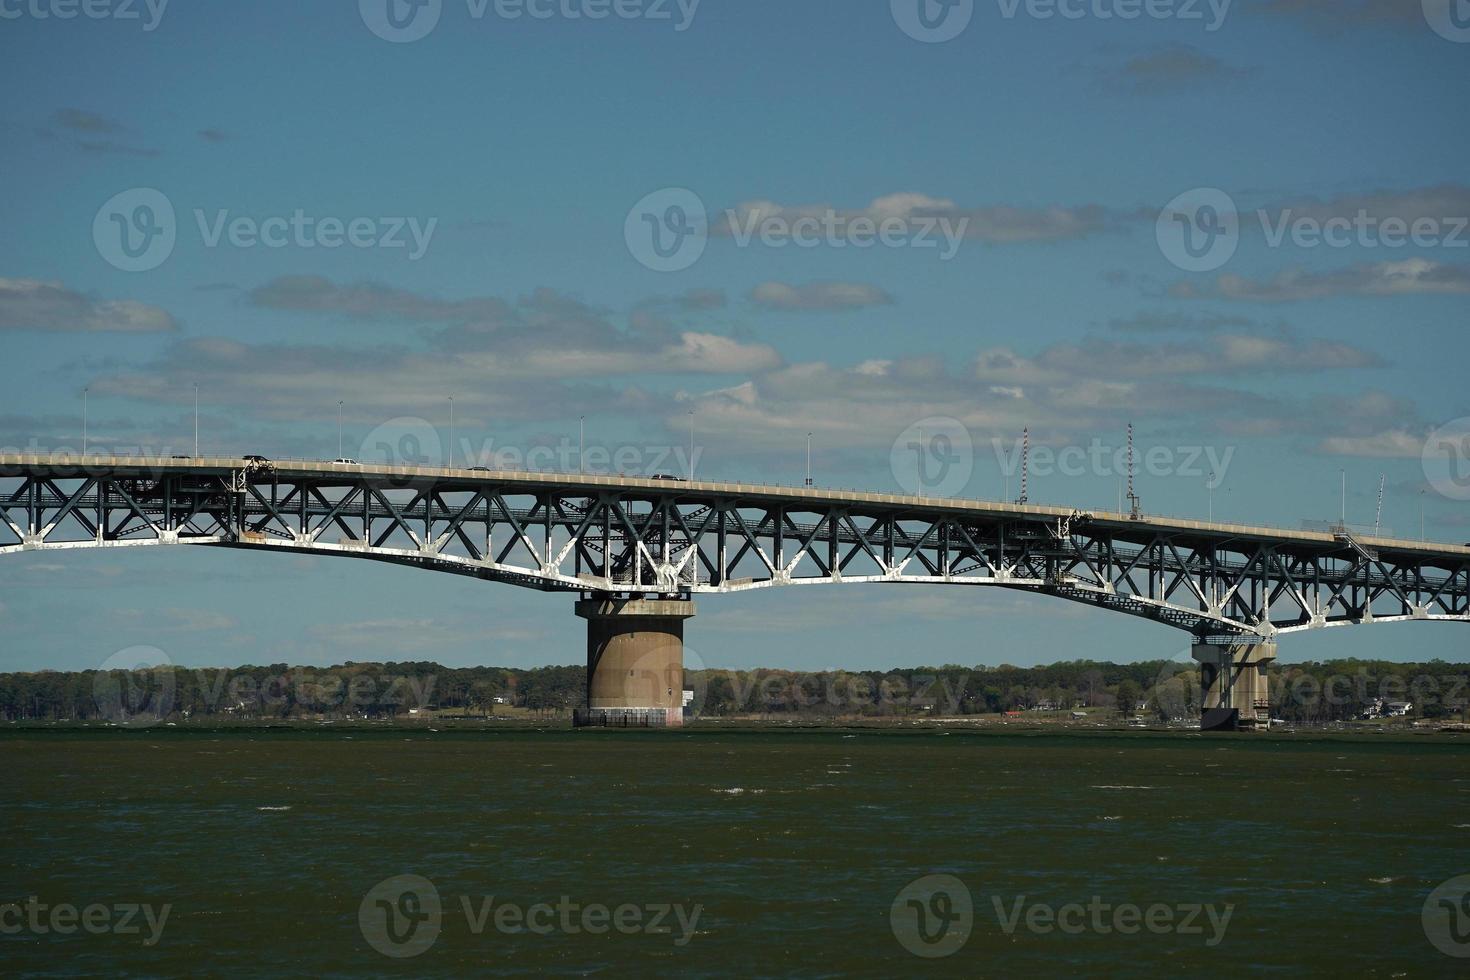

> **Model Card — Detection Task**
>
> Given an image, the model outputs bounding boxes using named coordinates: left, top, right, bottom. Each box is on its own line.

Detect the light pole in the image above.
left=193, top=383, right=199, bottom=457
left=688, top=411, right=695, bottom=481
left=579, top=416, right=585, bottom=474
left=448, top=396, right=454, bottom=468
left=1421, top=489, right=1426, bottom=542
left=1340, top=469, right=1346, bottom=528
left=1207, top=471, right=1215, bottom=522
left=338, top=400, right=344, bottom=459
left=82, top=387, right=88, bottom=455
left=805, top=432, right=812, bottom=487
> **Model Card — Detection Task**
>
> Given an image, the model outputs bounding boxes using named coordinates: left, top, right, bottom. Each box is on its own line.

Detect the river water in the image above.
left=2, top=728, right=1467, bottom=976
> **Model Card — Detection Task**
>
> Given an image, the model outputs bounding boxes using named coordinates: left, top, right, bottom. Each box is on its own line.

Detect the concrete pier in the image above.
left=1192, top=641, right=1277, bottom=730
left=574, top=597, right=695, bottom=727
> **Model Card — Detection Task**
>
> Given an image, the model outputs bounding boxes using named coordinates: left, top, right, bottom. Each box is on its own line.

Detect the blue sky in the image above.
left=0, top=0, right=1466, bottom=672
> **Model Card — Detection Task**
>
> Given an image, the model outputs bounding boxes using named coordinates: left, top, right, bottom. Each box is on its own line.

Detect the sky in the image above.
left=0, top=0, right=1467, bottom=673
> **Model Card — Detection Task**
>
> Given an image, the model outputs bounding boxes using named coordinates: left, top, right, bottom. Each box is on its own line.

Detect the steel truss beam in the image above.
left=0, top=463, right=1466, bottom=640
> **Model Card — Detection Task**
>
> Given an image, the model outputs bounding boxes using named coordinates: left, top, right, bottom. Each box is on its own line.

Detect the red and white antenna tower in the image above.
left=1127, top=423, right=1142, bottom=520
left=1017, top=427, right=1029, bottom=504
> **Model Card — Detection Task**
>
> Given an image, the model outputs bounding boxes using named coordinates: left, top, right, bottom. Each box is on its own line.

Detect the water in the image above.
left=2, top=728, right=1467, bottom=977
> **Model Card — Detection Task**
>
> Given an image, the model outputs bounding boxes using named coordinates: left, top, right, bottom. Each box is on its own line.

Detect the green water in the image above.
left=2, top=729, right=1467, bottom=977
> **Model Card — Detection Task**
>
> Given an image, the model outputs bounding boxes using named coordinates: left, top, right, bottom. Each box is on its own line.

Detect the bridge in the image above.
left=2, top=453, right=1467, bottom=728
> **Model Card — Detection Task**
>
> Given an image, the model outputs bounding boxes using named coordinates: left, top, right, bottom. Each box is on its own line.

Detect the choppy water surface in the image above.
left=2, top=729, right=1467, bottom=977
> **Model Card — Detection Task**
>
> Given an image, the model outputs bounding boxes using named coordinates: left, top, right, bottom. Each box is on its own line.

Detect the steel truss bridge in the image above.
left=1, top=454, right=1467, bottom=641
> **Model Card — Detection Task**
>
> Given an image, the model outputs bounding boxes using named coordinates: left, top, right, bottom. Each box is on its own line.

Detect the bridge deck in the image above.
left=1, top=452, right=1464, bottom=561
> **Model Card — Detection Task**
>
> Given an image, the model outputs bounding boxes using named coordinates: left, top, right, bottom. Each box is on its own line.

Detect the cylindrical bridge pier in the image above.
left=574, top=596, right=695, bottom=728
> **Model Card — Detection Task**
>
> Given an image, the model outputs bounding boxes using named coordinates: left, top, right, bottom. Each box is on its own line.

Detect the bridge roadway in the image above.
left=2, top=453, right=1466, bottom=727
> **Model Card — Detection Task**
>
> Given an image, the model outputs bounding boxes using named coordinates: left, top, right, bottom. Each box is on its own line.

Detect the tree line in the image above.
left=0, top=657, right=1465, bottom=723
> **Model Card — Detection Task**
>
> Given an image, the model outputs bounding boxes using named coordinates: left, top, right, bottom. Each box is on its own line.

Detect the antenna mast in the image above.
left=1017, top=427, right=1029, bottom=504
left=1374, top=474, right=1385, bottom=535
left=1127, top=423, right=1142, bottom=520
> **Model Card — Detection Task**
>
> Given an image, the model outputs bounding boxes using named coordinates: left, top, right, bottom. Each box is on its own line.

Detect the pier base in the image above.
left=1192, top=641, right=1277, bottom=730
left=574, top=597, right=694, bottom=728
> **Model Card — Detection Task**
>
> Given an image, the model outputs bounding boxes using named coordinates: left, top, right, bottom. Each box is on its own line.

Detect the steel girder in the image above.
left=0, top=462, right=1467, bottom=640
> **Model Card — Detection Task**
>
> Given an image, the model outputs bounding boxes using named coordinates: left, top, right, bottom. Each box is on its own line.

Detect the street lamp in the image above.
left=448, top=396, right=455, bottom=468
left=805, top=432, right=813, bottom=487
left=688, top=410, right=695, bottom=481
left=338, top=400, right=344, bottom=459
left=193, top=383, right=199, bottom=457
left=579, top=416, right=585, bottom=474
left=82, top=387, right=88, bottom=456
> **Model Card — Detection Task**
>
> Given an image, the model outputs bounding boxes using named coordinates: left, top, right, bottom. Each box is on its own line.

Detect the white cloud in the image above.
left=0, top=278, right=177, bottom=332
left=750, top=281, right=892, bottom=312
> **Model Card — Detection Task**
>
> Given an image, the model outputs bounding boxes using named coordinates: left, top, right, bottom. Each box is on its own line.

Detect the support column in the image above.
left=574, top=596, right=695, bottom=728
left=1191, top=641, right=1277, bottom=730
